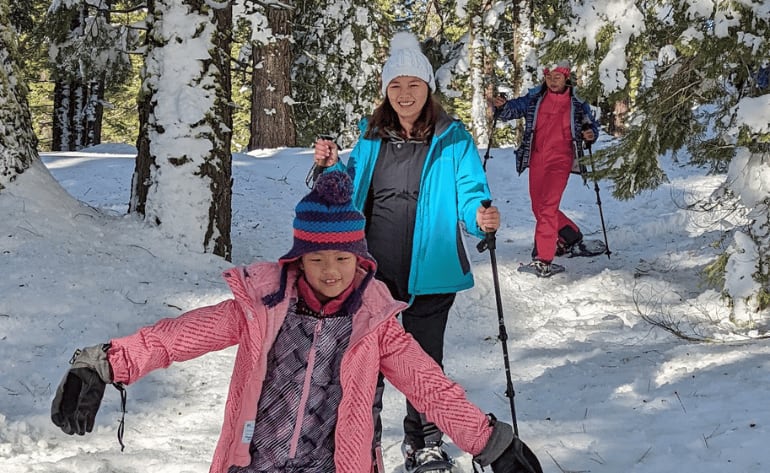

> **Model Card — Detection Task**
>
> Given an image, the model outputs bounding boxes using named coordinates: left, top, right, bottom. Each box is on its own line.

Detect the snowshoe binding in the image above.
left=404, top=444, right=456, bottom=473
left=518, top=260, right=565, bottom=278
left=568, top=239, right=607, bottom=257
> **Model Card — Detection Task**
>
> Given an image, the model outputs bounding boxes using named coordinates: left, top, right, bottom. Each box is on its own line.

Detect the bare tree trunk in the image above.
left=131, top=81, right=153, bottom=217
left=85, top=79, right=104, bottom=147
left=508, top=0, right=523, bottom=95
left=249, top=4, right=296, bottom=150
left=51, top=81, right=70, bottom=152
left=207, top=0, right=234, bottom=259
left=468, top=10, right=491, bottom=144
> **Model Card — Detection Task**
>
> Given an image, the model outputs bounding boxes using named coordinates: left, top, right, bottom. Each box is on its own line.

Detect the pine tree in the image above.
left=402, top=1, right=533, bottom=147
left=1, top=0, right=39, bottom=189
left=132, top=0, right=233, bottom=260
left=292, top=0, right=387, bottom=146
left=441, top=1, right=532, bottom=145
left=45, top=0, right=133, bottom=151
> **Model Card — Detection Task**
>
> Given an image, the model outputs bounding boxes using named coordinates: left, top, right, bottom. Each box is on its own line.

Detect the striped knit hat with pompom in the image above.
left=262, top=170, right=377, bottom=310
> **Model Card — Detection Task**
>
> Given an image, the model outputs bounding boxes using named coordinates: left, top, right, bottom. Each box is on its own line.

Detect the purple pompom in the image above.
left=315, top=171, right=354, bottom=205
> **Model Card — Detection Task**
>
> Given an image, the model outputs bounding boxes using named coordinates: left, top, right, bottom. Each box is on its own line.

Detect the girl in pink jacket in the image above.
left=51, top=171, right=536, bottom=473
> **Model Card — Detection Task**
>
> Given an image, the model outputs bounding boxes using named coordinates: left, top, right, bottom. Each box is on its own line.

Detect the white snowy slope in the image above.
left=0, top=143, right=767, bottom=473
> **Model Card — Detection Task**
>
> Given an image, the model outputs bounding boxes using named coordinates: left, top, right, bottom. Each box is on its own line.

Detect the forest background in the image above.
left=1, top=0, right=769, bottom=325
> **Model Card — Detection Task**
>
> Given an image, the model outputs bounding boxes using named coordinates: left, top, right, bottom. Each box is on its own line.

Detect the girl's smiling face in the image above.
left=300, top=250, right=358, bottom=301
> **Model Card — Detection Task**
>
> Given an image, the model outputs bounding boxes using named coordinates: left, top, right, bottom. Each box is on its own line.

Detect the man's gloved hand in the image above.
left=51, top=344, right=113, bottom=435
left=474, top=415, right=543, bottom=473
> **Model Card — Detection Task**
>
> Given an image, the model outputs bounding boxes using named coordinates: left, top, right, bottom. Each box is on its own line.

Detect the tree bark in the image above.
left=52, top=79, right=104, bottom=151
left=131, top=0, right=233, bottom=260
left=249, top=4, right=296, bottom=150
left=207, top=0, right=234, bottom=260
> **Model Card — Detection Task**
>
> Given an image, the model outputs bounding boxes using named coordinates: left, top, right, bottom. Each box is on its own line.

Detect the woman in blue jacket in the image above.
left=314, top=31, right=500, bottom=473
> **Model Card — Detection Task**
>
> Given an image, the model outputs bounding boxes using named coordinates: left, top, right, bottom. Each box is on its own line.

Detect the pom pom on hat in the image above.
left=390, top=31, right=422, bottom=53
left=543, top=60, right=571, bottom=77
left=313, top=169, right=354, bottom=205
left=381, top=32, right=436, bottom=95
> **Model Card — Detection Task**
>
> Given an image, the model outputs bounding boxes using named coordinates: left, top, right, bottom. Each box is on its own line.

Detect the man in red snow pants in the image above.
left=492, top=60, right=600, bottom=277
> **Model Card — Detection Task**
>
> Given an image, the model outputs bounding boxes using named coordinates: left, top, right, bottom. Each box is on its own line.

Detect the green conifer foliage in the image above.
left=292, top=0, right=387, bottom=146
left=45, top=0, right=134, bottom=150
left=543, top=0, right=769, bottom=200
left=1, top=0, right=39, bottom=188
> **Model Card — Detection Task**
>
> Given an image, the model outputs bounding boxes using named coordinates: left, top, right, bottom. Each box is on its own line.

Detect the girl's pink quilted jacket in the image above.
left=107, top=262, right=492, bottom=472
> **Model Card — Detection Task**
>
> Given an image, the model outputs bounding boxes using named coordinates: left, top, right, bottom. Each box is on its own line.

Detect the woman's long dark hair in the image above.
left=364, top=94, right=443, bottom=142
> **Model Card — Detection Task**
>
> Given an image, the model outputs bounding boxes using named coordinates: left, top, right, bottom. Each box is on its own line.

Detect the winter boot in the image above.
left=556, top=226, right=583, bottom=256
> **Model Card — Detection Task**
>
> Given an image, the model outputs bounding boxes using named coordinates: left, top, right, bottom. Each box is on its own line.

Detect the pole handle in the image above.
left=477, top=199, right=496, bottom=252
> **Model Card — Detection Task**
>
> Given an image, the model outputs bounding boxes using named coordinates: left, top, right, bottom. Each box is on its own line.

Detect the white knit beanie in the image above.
left=380, top=32, right=436, bottom=95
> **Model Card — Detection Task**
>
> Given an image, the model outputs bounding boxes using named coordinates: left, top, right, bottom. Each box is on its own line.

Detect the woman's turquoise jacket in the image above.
left=328, top=118, right=492, bottom=297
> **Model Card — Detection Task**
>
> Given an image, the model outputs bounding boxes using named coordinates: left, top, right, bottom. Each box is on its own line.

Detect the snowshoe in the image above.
left=404, top=445, right=456, bottom=473
left=517, top=260, right=565, bottom=278
left=568, top=239, right=607, bottom=257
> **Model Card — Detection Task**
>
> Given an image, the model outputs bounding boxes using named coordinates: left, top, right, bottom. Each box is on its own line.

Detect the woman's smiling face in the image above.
left=386, top=76, right=430, bottom=128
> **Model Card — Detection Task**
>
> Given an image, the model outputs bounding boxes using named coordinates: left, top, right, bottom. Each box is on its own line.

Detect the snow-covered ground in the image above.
left=1, top=143, right=768, bottom=473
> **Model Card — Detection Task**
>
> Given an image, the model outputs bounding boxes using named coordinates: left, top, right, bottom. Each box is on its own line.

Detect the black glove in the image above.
left=474, top=415, right=543, bottom=473
left=490, top=436, right=543, bottom=473
left=51, top=344, right=113, bottom=435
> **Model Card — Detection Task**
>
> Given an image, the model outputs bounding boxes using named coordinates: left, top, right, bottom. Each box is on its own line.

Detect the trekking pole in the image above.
left=479, top=95, right=522, bottom=422
left=482, top=115, right=498, bottom=172
left=476, top=199, right=544, bottom=473
left=482, top=93, right=506, bottom=171
left=476, top=199, right=519, bottom=435
left=584, top=141, right=612, bottom=259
